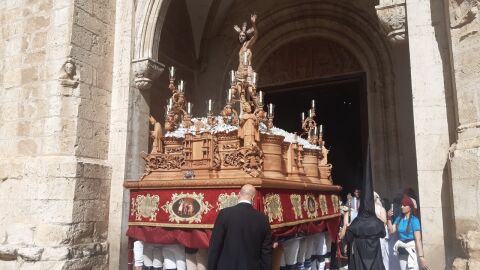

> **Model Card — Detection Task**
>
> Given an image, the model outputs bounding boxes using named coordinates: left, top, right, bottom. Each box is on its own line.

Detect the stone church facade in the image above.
left=0, top=0, right=478, bottom=269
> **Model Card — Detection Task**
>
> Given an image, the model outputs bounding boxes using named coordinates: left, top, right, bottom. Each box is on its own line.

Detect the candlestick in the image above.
left=169, top=66, right=176, bottom=80
left=208, top=99, right=213, bottom=113
left=320, top=124, right=323, bottom=134
left=301, top=112, right=305, bottom=122
left=258, top=91, right=263, bottom=104
left=230, top=70, right=236, bottom=85
left=252, top=72, right=257, bottom=85
left=178, top=80, right=185, bottom=92
left=311, top=99, right=315, bottom=109
left=309, top=108, right=314, bottom=118
left=187, top=102, right=192, bottom=114
left=168, top=97, right=173, bottom=108
left=314, top=125, right=318, bottom=136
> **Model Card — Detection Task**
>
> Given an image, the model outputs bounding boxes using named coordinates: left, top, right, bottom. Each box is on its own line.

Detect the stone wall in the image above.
left=405, top=0, right=456, bottom=268
left=0, top=0, right=115, bottom=268
left=448, top=0, right=480, bottom=268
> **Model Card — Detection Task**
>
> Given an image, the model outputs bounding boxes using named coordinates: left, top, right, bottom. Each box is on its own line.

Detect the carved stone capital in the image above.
left=132, top=58, right=165, bottom=90
left=376, top=0, right=407, bottom=43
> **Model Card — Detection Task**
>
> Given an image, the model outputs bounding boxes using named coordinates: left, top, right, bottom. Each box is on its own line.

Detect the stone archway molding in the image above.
left=132, top=0, right=172, bottom=90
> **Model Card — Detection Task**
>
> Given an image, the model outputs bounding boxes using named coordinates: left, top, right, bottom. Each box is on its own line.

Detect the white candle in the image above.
left=268, top=103, right=274, bottom=116
left=168, top=98, right=173, bottom=108
left=228, top=89, right=232, bottom=102
left=169, top=66, right=175, bottom=79
left=252, top=72, right=257, bottom=85
left=243, top=52, right=248, bottom=65
left=314, top=125, right=318, bottom=136
left=178, top=80, right=184, bottom=92
left=309, top=109, right=314, bottom=118
left=258, top=91, right=263, bottom=104
left=208, top=99, right=212, bottom=112
left=230, top=70, right=236, bottom=84
left=187, top=102, right=192, bottom=114
left=301, top=112, right=305, bottom=122
left=320, top=124, right=323, bottom=134
left=311, top=99, right=315, bottom=109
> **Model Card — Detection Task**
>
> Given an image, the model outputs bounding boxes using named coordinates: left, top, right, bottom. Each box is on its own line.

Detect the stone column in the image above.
left=107, top=1, right=165, bottom=269
left=0, top=0, right=116, bottom=268
left=405, top=0, right=454, bottom=269
left=448, top=0, right=480, bottom=268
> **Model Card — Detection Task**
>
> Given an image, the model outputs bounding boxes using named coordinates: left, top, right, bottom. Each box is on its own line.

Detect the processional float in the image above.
left=125, top=14, right=342, bottom=262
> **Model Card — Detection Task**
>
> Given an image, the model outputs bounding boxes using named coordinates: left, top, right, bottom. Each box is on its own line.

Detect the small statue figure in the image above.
left=233, top=14, right=258, bottom=105
left=221, top=104, right=238, bottom=126
left=238, top=102, right=260, bottom=148
left=149, top=116, right=163, bottom=154
left=182, top=114, right=193, bottom=129
left=319, top=144, right=329, bottom=165
left=164, top=112, right=177, bottom=132
left=234, top=14, right=257, bottom=81
left=58, top=58, right=79, bottom=87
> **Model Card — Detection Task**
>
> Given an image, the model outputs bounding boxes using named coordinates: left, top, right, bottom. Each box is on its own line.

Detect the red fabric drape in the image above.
left=127, top=216, right=341, bottom=248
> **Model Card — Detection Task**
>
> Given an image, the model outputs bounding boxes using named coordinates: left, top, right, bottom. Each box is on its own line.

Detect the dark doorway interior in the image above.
left=262, top=73, right=368, bottom=197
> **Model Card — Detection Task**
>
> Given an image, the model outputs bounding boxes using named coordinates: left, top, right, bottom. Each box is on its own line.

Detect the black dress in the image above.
left=343, top=214, right=386, bottom=270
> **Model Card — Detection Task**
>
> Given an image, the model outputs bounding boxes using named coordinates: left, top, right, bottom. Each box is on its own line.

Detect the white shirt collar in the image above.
left=238, top=199, right=252, bottom=205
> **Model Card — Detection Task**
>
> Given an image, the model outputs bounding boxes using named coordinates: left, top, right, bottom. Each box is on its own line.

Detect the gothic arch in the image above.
left=223, top=2, right=401, bottom=193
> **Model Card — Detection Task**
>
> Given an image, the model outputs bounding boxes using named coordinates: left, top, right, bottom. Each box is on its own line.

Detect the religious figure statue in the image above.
left=221, top=104, right=238, bottom=126
left=319, top=144, right=329, bottom=165
left=238, top=102, right=260, bottom=148
left=233, top=14, right=258, bottom=103
left=149, top=116, right=163, bottom=154
left=58, top=58, right=79, bottom=87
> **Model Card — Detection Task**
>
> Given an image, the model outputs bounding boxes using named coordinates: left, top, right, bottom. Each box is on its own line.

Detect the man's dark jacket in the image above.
left=207, top=202, right=272, bottom=270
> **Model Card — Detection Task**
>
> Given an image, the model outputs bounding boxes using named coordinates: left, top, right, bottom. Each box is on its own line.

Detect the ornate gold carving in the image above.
left=223, top=151, right=243, bottom=167
left=222, top=146, right=264, bottom=177
left=131, top=194, right=160, bottom=221
left=216, top=192, right=239, bottom=211
left=290, top=194, right=303, bottom=220
left=331, top=194, right=340, bottom=214
left=222, top=143, right=240, bottom=150
left=212, top=137, right=221, bottom=170
left=240, top=146, right=264, bottom=177
left=161, top=192, right=213, bottom=224
left=165, top=147, right=183, bottom=154
left=318, top=194, right=328, bottom=216
left=264, top=193, right=283, bottom=222
left=261, top=134, right=285, bottom=145
left=303, top=194, right=318, bottom=219
left=141, top=153, right=185, bottom=177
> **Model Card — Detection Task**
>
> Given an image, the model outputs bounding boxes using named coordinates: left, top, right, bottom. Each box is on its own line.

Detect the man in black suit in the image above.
left=207, top=184, right=272, bottom=270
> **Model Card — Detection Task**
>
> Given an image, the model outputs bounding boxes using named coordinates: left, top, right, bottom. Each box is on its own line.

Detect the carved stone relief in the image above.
left=58, top=58, right=79, bottom=88
left=258, top=38, right=362, bottom=86
left=375, top=0, right=407, bottom=42
left=450, top=0, right=479, bottom=28
left=132, top=58, right=165, bottom=90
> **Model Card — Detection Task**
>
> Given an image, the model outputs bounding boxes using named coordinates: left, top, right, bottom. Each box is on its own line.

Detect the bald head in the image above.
left=239, top=184, right=256, bottom=201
